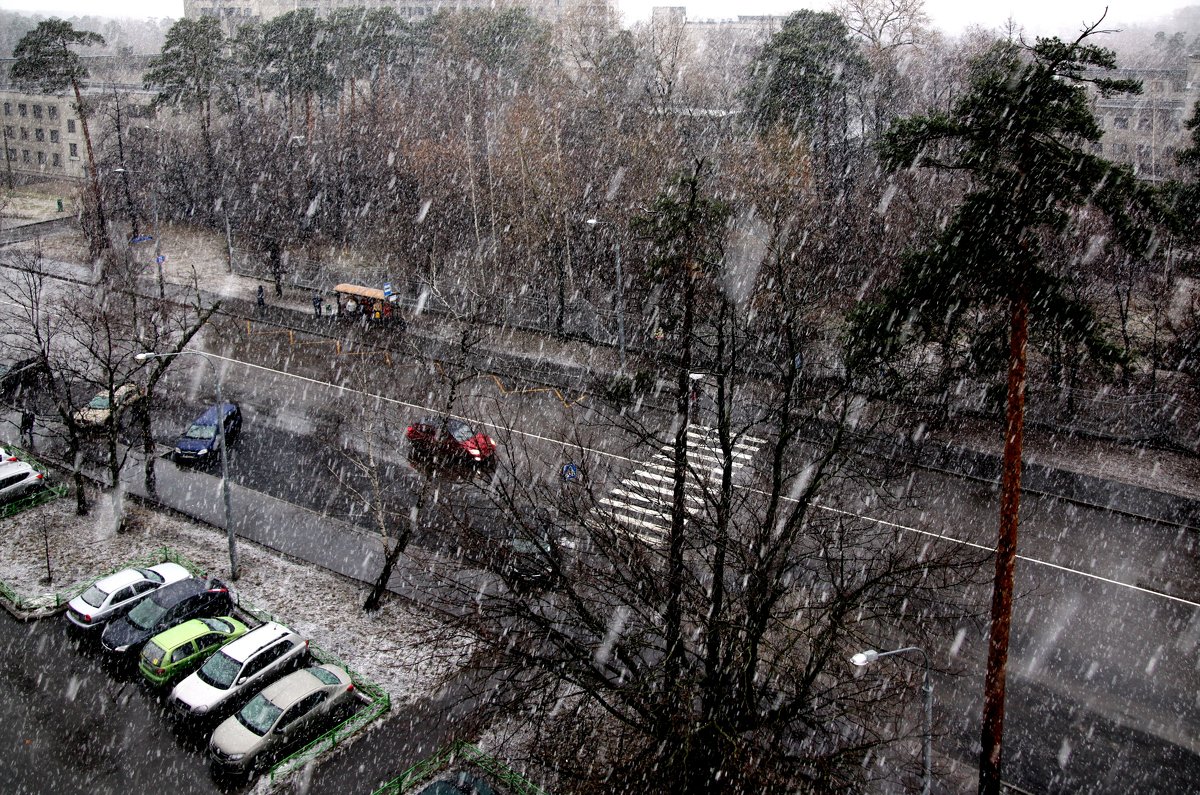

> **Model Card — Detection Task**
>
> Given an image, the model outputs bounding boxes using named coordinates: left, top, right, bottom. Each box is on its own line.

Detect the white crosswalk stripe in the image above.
left=600, top=424, right=766, bottom=544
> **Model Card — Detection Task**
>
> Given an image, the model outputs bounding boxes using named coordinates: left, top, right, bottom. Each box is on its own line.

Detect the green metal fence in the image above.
left=372, top=741, right=551, bottom=795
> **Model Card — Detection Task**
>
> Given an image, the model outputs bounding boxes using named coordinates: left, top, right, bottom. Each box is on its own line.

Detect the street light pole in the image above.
left=585, top=217, right=627, bottom=372
left=852, top=646, right=933, bottom=795
left=135, top=350, right=238, bottom=580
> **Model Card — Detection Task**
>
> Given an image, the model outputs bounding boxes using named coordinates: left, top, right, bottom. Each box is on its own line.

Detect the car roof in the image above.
left=151, top=617, right=226, bottom=648
left=220, top=621, right=294, bottom=662
left=258, top=666, right=338, bottom=708
left=191, top=403, right=237, bottom=425
left=94, top=567, right=145, bottom=592
left=149, top=577, right=215, bottom=605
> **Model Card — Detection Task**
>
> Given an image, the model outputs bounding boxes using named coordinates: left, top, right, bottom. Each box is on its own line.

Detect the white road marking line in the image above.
left=204, top=351, right=1200, bottom=609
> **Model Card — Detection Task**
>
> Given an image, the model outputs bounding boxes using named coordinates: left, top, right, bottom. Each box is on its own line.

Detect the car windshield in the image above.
left=79, top=585, right=108, bottom=608
left=449, top=422, right=474, bottom=443
left=86, top=395, right=110, bottom=410
left=126, top=596, right=168, bottom=630
left=201, top=617, right=233, bottom=633
left=142, top=641, right=165, bottom=666
left=308, top=667, right=341, bottom=685
left=184, top=422, right=216, bottom=440
left=197, top=651, right=240, bottom=689
left=235, top=693, right=283, bottom=736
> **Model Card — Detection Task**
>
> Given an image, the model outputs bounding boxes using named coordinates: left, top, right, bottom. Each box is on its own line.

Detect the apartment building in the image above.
left=1092, top=54, right=1200, bottom=180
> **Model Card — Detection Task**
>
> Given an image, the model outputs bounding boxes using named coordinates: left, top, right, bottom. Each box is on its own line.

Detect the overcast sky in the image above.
left=0, top=0, right=1191, bottom=36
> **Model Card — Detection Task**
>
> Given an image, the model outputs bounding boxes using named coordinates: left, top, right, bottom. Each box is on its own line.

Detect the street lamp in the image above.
left=135, top=350, right=238, bottom=580
left=585, top=217, right=626, bottom=372
left=852, top=645, right=933, bottom=795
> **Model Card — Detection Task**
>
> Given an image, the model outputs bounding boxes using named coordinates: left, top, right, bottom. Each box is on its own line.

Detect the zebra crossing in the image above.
left=599, top=425, right=767, bottom=544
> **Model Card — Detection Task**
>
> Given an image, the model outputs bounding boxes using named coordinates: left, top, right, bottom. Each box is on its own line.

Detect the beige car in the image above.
left=74, top=382, right=143, bottom=428
left=208, top=664, right=357, bottom=775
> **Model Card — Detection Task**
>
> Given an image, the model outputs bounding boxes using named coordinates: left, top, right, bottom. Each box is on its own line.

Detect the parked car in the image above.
left=74, top=382, right=144, bottom=428
left=0, top=461, right=47, bottom=505
left=139, top=616, right=250, bottom=687
left=208, top=664, right=356, bottom=774
left=173, top=402, right=242, bottom=464
left=406, top=417, right=496, bottom=463
left=0, top=356, right=47, bottom=401
left=414, top=772, right=499, bottom=795
left=100, top=577, right=233, bottom=656
left=0, top=446, right=19, bottom=464
left=170, top=622, right=308, bottom=719
left=66, top=561, right=191, bottom=631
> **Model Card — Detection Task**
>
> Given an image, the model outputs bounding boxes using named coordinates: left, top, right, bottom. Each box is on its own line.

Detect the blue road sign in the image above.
left=155, top=254, right=166, bottom=265
left=561, top=463, right=580, bottom=482
left=383, top=282, right=394, bottom=298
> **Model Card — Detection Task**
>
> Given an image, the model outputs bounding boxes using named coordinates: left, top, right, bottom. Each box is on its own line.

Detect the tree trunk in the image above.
left=72, top=78, right=108, bottom=265
left=364, top=530, right=411, bottom=612
left=979, top=288, right=1028, bottom=795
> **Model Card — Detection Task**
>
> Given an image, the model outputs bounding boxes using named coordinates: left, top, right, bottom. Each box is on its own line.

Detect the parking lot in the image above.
left=0, top=610, right=229, bottom=795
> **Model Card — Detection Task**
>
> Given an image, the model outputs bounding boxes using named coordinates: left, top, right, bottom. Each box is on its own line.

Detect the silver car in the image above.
left=170, top=622, right=307, bottom=718
left=65, top=562, right=191, bottom=630
left=209, top=664, right=356, bottom=774
left=0, top=461, right=45, bottom=505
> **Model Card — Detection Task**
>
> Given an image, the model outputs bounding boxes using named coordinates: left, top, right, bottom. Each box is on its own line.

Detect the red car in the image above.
left=406, top=417, right=496, bottom=463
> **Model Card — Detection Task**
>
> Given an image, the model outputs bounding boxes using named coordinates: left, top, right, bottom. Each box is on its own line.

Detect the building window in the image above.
left=1138, top=116, right=1152, bottom=131
left=1136, top=144, right=1153, bottom=159
left=50, top=130, right=59, bottom=143
left=19, top=128, right=27, bottom=140
left=1151, top=80, right=1164, bottom=92
left=1113, top=116, right=1128, bottom=129
left=32, top=104, right=42, bottom=119
left=52, top=152, right=61, bottom=167
left=2, top=103, right=9, bottom=116
left=37, top=150, right=46, bottom=165
left=1113, top=143, right=1129, bottom=155
left=21, top=149, right=30, bottom=163
left=1089, top=141, right=1103, bottom=154
left=2, top=126, right=11, bottom=138
left=34, top=128, right=44, bottom=142
left=69, top=142, right=78, bottom=158
left=47, top=105, right=58, bottom=120
left=18, top=104, right=26, bottom=117
left=5, top=148, right=13, bottom=161
left=67, top=119, right=76, bottom=133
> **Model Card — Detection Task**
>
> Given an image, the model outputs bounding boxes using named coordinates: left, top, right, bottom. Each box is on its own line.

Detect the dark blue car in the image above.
left=173, top=403, right=242, bottom=464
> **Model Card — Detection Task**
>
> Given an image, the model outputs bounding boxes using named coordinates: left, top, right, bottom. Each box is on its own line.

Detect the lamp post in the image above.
left=852, top=646, right=933, bottom=795
left=135, top=350, right=238, bottom=580
left=585, top=217, right=626, bottom=372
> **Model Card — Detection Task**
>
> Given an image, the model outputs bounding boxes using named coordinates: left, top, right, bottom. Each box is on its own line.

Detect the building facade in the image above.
left=1092, top=55, right=1200, bottom=181
left=183, top=0, right=565, bottom=31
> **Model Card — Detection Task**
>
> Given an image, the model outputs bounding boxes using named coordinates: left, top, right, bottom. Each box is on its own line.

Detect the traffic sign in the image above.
left=383, top=282, right=394, bottom=298
left=561, top=463, right=580, bottom=482
left=155, top=254, right=166, bottom=265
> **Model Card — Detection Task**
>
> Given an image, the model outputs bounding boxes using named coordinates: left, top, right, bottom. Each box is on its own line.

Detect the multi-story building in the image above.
left=1091, top=54, right=1200, bottom=181
left=0, top=56, right=157, bottom=185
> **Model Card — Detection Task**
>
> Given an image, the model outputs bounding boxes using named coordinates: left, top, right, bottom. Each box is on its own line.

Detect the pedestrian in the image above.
left=256, top=285, right=266, bottom=311
left=312, top=293, right=323, bottom=317
left=19, top=404, right=34, bottom=449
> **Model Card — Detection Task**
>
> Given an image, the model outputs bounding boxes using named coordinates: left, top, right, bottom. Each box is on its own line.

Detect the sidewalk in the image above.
left=12, top=224, right=1200, bottom=530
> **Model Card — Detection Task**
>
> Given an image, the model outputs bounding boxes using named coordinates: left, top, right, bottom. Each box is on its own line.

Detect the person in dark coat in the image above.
left=256, top=285, right=266, bottom=310
left=312, top=294, right=323, bottom=316
left=19, top=404, right=34, bottom=448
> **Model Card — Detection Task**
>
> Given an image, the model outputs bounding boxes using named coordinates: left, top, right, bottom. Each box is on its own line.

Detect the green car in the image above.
left=139, top=616, right=249, bottom=686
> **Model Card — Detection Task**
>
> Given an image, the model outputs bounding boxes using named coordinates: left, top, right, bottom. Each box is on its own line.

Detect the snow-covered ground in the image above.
left=0, top=494, right=457, bottom=708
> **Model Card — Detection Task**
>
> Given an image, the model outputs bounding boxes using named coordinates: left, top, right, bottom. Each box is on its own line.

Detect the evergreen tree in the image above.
left=10, top=19, right=108, bottom=262
left=851, top=26, right=1156, bottom=794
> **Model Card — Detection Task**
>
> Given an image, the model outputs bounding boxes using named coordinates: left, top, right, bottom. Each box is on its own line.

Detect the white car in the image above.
left=74, top=382, right=143, bottom=428
left=0, top=446, right=19, bottom=464
left=170, top=622, right=308, bottom=719
left=0, top=461, right=46, bottom=505
left=65, top=561, right=191, bottom=631
left=209, top=664, right=356, bottom=774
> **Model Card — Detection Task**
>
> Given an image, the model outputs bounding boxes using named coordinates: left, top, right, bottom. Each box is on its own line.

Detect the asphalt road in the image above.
left=4, top=273, right=1200, bottom=792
